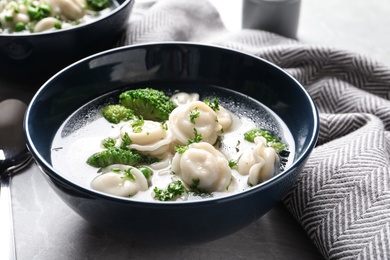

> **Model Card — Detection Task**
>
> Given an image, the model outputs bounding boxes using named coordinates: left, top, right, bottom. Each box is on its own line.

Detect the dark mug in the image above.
left=242, top=0, right=301, bottom=39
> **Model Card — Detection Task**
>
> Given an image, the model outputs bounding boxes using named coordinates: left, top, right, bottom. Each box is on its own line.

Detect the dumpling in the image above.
left=34, top=17, right=60, bottom=32
left=91, top=165, right=148, bottom=197
left=237, top=136, right=279, bottom=186
left=171, top=142, right=232, bottom=192
left=46, top=0, right=85, bottom=21
left=168, top=101, right=222, bottom=145
left=215, top=106, right=232, bottom=132
left=170, top=92, right=199, bottom=106
left=120, top=119, right=174, bottom=156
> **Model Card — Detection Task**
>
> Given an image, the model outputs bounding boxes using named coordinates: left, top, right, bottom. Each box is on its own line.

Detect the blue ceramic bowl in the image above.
left=24, top=42, right=319, bottom=244
left=0, top=0, right=134, bottom=86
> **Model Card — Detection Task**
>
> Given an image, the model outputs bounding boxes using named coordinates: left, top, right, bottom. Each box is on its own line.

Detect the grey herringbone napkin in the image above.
left=123, top=1, right=390, bottom=259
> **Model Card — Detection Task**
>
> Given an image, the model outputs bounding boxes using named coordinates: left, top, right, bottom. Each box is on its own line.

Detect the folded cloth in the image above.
left=122, top=1, right=390, bottom=259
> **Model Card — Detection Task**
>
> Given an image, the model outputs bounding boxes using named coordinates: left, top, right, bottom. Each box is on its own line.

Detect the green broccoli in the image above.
left=86, top=0, right=111, bottom=11
left=102, top=104, right=135, bottom=124
left=86, top=148, right=159, bottom=168
left=119, top=88, right=176, bottom=122
left=153, top=180, right=187, bottom=201
left=244, top=129, right=287, bottom=153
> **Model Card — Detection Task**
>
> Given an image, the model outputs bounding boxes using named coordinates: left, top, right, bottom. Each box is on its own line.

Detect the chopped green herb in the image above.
left=161, top=122, right=168, bottom=131
left=174, top=129, right=203, bottom=154
left=228, top=160, right=238, bottom=168
left=189, top=107, right=200, bottom=124
left=102, top=137, right=116, bottom=149
left=205, top=97, right=220, bottom=111
left=110, top=168, right=121, bottom=173
left=189, top=178, right=209, bottom=195
left=121, top=168, right=136, bottom=181
left=153, top=180, right=186, bottom=201
left=189, top=178, right=200, bottom=190
left=131, top=117, right=144, bottom=133
left=244, top=129, right=287, bottom=153
left=120, top=132, right=132, bottom=150
left=215, top=136, right=222, bottom=148
left=187, top=128, right=203, bottom=144
left=174, top=145, right=188, bottom=154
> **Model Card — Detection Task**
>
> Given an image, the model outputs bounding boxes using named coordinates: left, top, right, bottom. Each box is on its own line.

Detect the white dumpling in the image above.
left=168, top=101, right=222, bottom=145
left=237, top=136, right=279, bottom=186
left=120, top=119, right=174, bottom=156
left=91, top=165, right=148, bottom=197
left=170, top=92, right=199, bottom=106
left=47, top=0, right=85, bottom=21
left=171, top=142, right=232, bottom=192
left=216, top=106, right=232, bottom=132
left=34, top=17, right=60, bottom=32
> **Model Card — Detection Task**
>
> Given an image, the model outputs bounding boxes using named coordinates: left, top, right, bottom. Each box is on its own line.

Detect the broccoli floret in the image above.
left=86, top=148, right=159, bottom=168
left=102, top=104, right=135, bottom=124
left=86, top=0, right=111, bottom=11
left=153, top=180, right=187, bottom=201
left=119, top=88, right=176, bottom=122
left=244, top=129, right=287, bottom=153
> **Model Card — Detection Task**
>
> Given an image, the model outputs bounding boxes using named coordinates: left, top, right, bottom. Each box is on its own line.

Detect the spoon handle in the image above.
left=0, top=173, right=16, bottom=260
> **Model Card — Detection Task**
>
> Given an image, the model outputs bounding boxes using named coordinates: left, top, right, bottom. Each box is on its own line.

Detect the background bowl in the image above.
left=24, top=42, right=319, bottom=244
left=0, top=0, right=133, bottom=86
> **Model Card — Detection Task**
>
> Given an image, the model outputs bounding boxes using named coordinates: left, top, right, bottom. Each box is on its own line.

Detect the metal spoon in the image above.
left=0, top=99, right=32, bottom=260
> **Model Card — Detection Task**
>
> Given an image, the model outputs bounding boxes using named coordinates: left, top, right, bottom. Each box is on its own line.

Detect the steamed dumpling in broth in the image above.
left=237, top=136, right=280, bottom=186
left=120, top=119, right=174, bottom=156
left=171, top=142, right=232, bottom=193
left=91, top=165, right=148, bottom=197
left=168, top=100, right=231, bottom=145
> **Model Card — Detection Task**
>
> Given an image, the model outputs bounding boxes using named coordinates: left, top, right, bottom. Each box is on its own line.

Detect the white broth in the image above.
left=51, top=87, right=295, bottom=202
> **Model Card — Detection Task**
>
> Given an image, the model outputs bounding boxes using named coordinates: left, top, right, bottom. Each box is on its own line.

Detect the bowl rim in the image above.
left=24, top=41, right=319, bottom=206
left=0, top=0, right=133, bottom=37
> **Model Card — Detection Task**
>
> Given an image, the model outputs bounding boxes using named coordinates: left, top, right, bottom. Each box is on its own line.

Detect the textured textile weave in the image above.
left=121, top=1, right=390, bottom=259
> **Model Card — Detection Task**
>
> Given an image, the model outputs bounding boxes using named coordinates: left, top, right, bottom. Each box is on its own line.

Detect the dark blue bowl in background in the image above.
left=0, top=0, right=133, bottom=86
left=24, top=42, right=319, bottom=244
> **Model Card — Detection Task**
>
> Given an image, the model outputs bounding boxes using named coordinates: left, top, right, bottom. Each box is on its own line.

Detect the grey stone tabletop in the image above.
left=2, top=0, right=390, bottom=259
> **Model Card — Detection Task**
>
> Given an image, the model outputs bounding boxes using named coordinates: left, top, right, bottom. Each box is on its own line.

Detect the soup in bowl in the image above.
left=24, top=42, right=319, bottom=244
left=0, top=0, right=133, bottom=85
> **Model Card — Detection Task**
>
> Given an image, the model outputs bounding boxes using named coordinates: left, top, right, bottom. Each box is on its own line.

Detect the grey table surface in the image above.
left=2, top=0, right=390, bottom=259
